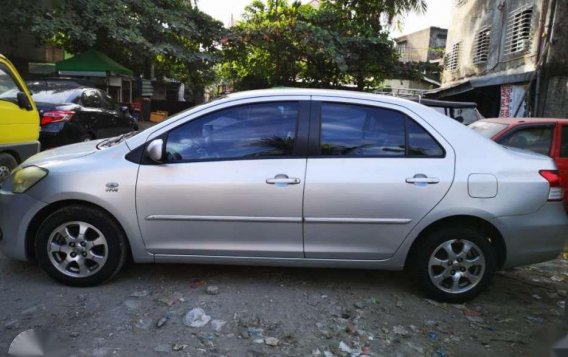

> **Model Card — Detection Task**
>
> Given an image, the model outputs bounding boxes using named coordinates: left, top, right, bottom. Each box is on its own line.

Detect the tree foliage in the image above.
left=1, top=0, right=226, bottom=94
left=220, top=0, right=427, bottom=90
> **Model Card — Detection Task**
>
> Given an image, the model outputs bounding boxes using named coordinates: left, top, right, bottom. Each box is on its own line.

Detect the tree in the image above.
left=1, top=0, right=226, bottom=97
left=220, top=0, right=427, bottom=90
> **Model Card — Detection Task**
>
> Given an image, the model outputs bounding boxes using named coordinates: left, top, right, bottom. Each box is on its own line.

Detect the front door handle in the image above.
left=406, top=174, right=440, bottom=184
left=266, top=174, right=301, bottom=185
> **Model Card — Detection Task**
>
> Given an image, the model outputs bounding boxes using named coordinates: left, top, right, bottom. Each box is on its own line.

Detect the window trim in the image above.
left=496, top=123, right=555, bottom=156
left=309, top=101, right=446, bottom=159
left=156, top=100, right=309, bottom=165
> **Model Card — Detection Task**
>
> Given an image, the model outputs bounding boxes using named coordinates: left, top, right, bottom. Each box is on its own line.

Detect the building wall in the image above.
left=396, top=27, right=447, bottom=63
left=442, top=0, right=544, bottom=85
left=540, top=1, right=568, bottom=117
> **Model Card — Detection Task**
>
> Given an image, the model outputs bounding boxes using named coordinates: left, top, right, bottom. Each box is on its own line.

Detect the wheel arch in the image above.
left=25, top=199, right=132, bottom=261
left=405, top=215, right=507, bottom=270
left=0, top=150, right=21, bottom=164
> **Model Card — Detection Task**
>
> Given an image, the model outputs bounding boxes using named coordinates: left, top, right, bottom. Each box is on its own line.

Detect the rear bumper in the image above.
left=0, top=189, right=46, bottom=261
left=492, top=202, right=568, bottom=268
left=39, top=122, right=85, bottom=149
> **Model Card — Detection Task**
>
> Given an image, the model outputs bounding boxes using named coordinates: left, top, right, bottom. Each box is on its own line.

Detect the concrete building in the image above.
left=380, top=27, right=447, bottom=96
left=430, top=0, right=567, bottom=118
left=396, top=27, right=448, bottom=63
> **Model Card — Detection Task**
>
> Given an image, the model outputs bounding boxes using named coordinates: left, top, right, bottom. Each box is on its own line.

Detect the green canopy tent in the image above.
left=55, top=49, right=133, bottom=102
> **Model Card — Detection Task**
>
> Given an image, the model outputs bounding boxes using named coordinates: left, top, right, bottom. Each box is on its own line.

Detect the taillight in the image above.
left=539, top=170, right=564, bottom=201
left=40, top=110, right=75, bottom=126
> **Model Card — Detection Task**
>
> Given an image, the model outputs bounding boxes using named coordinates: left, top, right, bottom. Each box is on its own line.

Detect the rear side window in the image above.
left=407, top=119, right=445, bottom=157
left=319, top=103, right=444, bottom=158
left=561, top=126, right=568, bottom=158
left=499, top=126, right=553, bottom=156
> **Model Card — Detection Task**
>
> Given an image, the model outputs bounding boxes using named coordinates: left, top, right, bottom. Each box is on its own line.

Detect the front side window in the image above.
left=0, top=66, right=20, bottom=103
left=166, top=102, right=298, bottom=162
left=100, top=91, right=117, bottom=110
left=499, top=126, right=553, bottom=156
left=319, top=103, right=443, bottom=158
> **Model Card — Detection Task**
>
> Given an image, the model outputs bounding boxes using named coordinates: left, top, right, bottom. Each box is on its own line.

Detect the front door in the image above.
left=136, top=100, right=308, bottom=258
left=303, top=100, right=455, bottom=260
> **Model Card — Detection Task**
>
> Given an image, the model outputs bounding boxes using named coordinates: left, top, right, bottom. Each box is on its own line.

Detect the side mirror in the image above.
left=146, top=139, right=164, bottom=163
left=120, top=105, right=129, bottom=114
left=17, top=92, right=33, bottom=111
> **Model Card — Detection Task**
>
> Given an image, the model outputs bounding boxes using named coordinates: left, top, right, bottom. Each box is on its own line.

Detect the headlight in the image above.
left=12, top=166, right=48, bottom=193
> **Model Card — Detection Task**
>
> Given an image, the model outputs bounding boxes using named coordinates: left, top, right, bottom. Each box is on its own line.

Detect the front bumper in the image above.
left=0, top=189, right=46, bottom=261
left=492, top=202, right=568, bottom=268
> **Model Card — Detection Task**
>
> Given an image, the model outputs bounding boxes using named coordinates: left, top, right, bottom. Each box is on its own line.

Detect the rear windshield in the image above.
left=31, top=89, right=80, bottom=104
left=469, top=121, right=508, bottom=138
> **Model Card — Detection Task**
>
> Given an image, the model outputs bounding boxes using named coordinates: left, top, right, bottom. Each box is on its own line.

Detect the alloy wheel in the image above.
left=0, top=165, right=10, bottom=185
left=47, top=221, right=108, bottom=278
left=427, top=239, right=486, bottom=294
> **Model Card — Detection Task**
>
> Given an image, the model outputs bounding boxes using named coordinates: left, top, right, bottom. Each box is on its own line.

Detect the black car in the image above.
left=30, top=87, right=138, bottom=149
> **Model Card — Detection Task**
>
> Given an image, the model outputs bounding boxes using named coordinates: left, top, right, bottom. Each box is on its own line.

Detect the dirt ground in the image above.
left=0, top=254, right=566, bottom=357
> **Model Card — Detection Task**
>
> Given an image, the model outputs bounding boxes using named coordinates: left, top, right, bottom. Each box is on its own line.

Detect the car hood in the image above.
left=22, top=140, right=105, bottom=167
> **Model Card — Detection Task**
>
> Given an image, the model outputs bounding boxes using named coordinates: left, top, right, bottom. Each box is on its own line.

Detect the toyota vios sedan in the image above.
left=1, top=89, right=566, bottom=302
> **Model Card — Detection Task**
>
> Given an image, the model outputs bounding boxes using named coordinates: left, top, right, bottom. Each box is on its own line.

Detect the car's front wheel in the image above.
left=412, top=226, right=496, bottom=302
left=36, top=205, right=127, bottom=286
left=0, top=153, right=18, bottom=186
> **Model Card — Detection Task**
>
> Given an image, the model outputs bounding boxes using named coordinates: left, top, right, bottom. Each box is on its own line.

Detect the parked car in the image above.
left=29, top=86, right=138, bottom=149
left=411, top=98, right=483, bottom=125
left=470, top=118, right=568, bottom=209
left=0, top=54, right=39, bottom=186
left=1, top=89, right=566, bottom=302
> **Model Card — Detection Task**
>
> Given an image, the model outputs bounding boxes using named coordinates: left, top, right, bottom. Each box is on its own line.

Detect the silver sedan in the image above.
left=1, top=89, right=566, bottom=302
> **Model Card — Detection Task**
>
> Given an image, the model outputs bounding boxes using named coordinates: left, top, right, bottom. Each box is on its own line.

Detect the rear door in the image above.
left=99, top=90, right=130, bottom=135
left=80, top=90, right=110, bottom=138
left=303, top=99, right=455, bottom=260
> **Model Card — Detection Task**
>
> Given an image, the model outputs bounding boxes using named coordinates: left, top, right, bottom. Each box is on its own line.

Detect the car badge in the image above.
left=106, top=182, right=119, bottom=192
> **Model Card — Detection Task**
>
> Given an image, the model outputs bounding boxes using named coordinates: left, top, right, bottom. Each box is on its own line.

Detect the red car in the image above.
left=470, top=118, right=568, bottom=209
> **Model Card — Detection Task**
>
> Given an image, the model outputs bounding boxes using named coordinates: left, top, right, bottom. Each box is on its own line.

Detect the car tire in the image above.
left=35, top=205, right=128, bottom=287
left=0, top=153, right=18, bottom=185
left=411, top=226, right=496, bottom=303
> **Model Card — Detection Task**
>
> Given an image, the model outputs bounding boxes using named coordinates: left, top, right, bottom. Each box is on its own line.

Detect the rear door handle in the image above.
left=406, top=174, right=440, bottom=184
left=266, top=174, right=301, bottom=185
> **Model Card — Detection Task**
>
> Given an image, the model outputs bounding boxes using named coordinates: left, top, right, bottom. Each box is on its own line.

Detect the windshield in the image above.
left=469, top=121, right=508, bottom=138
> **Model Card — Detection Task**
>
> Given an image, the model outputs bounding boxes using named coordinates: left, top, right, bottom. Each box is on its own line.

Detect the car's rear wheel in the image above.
left=0, top=153, right=18, bottom=186
left=412, top=226, right=496, bottom=302
left=36, top=205, right=127, bottom=286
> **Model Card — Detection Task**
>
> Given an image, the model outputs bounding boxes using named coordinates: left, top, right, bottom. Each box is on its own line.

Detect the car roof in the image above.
left=223, top=88, right=432, bottom=109
left=480, top=117, right=568, bottom=125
